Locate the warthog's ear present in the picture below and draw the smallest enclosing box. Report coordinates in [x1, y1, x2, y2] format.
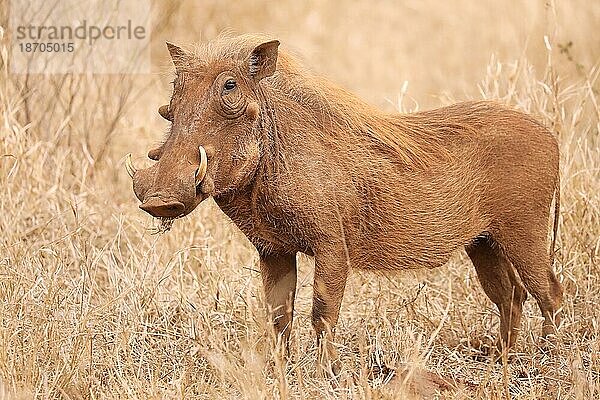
[248, 40, 280, 81]
[166, 41, 187, 71]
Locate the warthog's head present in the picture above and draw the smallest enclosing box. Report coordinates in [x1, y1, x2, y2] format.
[126, 38, 279, 222]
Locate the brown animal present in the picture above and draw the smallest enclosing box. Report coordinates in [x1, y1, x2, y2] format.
[126, 34, 562, 375]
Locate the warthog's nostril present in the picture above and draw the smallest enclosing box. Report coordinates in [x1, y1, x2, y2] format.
[139, 197, 185, 218]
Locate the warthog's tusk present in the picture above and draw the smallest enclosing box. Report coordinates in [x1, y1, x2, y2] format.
[195, 146, 208, 187]
[125, 153, 137, 178]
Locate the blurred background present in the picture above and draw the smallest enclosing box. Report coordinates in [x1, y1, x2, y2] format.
[150, 0, 599, 107]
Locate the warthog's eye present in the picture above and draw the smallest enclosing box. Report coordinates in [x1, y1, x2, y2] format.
[216, 74, 245, 118]
[223, 79, 237, 92]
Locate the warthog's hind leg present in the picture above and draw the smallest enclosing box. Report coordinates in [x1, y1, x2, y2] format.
[496, 224, 563, 341]
[466, 233, 527, 352]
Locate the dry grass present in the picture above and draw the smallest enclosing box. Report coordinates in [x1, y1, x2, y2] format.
[1, 1, 599, 398]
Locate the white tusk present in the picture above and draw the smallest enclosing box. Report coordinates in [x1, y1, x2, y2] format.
[125, 153, 137, 178]
[195, 146, 208, 186]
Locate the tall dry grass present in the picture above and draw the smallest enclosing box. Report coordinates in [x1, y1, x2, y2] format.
[0, 1, 598, 399]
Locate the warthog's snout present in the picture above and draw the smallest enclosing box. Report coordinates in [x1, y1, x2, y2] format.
[139, 197, 186, 218]
[125, 146, 210, 219]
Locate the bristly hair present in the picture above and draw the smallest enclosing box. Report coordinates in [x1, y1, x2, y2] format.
[182, 33, 496, 167]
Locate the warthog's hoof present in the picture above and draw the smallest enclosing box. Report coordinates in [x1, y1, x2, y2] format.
[538, 333, 559, 355]
[456, 337, 517, 363]
[367, 362, 396, 384]
[316, 357, 343, 384]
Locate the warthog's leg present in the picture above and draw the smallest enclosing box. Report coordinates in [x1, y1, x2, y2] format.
[466, 235, 527, 351]
[259, 253, 297, 352]
[497, 223, 563, 340]
[312, 249, 350, 378]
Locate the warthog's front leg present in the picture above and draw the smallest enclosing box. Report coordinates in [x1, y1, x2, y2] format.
[312, 248, 350, 378]
[259, 253, 297, 351]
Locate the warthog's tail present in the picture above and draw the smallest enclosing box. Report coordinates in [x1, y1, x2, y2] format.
[550, 173, 561, 266]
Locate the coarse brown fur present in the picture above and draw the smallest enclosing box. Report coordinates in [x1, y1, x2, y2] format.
[129, 33, 562, 374]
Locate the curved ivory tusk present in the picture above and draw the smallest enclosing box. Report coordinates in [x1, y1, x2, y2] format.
[195, 146, 208, 187]
[125, 153, 137, 178]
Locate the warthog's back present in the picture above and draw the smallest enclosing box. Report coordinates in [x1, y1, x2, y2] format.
[350, 101, 559, 271]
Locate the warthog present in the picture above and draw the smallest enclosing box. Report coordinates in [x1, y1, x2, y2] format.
[126, 34, 562, 374]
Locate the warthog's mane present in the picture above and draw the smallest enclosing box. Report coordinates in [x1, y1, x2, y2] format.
[181, 33, 507, 168]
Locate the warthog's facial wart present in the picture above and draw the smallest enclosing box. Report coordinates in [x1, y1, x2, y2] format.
[126, 38, 279, 222]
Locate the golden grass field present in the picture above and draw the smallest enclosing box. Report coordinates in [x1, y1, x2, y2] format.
[1, 1, 599, 398]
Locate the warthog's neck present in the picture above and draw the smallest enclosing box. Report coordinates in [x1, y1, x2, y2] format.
[214, 182, 313, 255]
